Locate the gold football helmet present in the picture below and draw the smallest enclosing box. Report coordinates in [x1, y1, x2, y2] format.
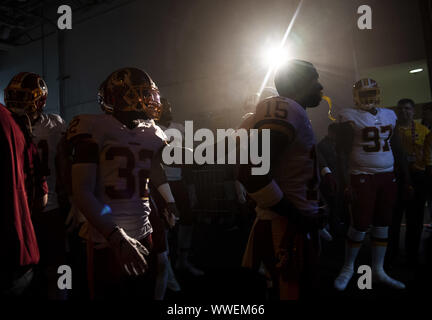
[98, 67, 162, 119]
[353, 78, 380, 110]
[4, 72, 48, 115]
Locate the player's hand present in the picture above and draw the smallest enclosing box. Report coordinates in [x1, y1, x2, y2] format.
[108, 227, 149, 276]
[163, 202, 179, 229]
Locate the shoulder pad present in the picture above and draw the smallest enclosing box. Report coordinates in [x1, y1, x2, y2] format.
[46, 113, 67, 131]
[238, 113, 255, 130]
[337, 108, 356, 123]
[66, 114, 97, 141]
[253, 96, 304, 137]
[153, 122, 168, 142]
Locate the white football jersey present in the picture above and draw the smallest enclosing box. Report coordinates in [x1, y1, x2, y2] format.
[338, 107, 396, 174]
[158, 122, 184, 181]
[32, 113, 67, 212]
[67, 114, 167, 243]
[246, 96, 320, 214]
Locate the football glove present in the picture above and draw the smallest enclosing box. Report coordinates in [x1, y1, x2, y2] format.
[108, 227, 149, 276]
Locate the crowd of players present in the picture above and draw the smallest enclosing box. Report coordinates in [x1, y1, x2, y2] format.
[0, 60, 431, 300]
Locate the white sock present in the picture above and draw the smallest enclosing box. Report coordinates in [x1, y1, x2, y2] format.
[334, 226, 365, 291]
[370, 226, 405, 289]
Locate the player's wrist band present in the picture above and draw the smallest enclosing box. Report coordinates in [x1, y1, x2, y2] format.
[157, 183, 175, 203]
[248, 180, 283, 208]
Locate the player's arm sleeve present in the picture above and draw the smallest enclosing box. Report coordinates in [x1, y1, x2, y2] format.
[71, 144, 117, 239]
[69, 117, 117, 240]
[237, 124, 296, 206]
[150, 148, 168, 188]
[72, 162, 117, 239]
[66, 115, 100, 163]
[237, 129, 307, 221]
[150, 147, 176, 203]
[237, 99, 310, 217]
[149, 125, 176, 203]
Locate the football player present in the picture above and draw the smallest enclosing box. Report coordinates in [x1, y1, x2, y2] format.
[238, 59, 326, 299]
[156, 98, 204, 278]
[235, 87, 278, 204]
[4, 72, 67, 298]
[67, 67, 178, 299]
[333, 79, 405, 290]
[1, 76, 48, 296]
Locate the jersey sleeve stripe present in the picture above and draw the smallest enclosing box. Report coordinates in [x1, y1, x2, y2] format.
[254, 119, 296, 138]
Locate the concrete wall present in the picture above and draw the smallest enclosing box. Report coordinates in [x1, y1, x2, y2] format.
[359, 60, 432, 107]
[0, 34, 59, 115]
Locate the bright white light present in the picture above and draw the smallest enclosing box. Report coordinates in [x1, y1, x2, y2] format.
[409, 68, 423, 74]
[262, 46, 290, 68]
[258, 0, 303, 96]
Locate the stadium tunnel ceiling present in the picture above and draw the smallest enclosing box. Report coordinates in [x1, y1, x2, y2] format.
[0, 0, 129, 46]
[0, 0, 427, 68]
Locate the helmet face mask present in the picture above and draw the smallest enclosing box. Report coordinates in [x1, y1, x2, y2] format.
[4, 72, 48, 117]
[353, 78, 380, 110]
[98, 68, 162, 120]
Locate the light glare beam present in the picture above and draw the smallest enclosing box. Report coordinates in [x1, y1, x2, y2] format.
[262, 46, 291, 69]
[258, 0, 304, 96]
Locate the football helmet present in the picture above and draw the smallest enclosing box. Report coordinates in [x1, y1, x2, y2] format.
[97, 67, 162, 119]
[353, 78, 380, 110]
[98, 79, 112, 114]
[4, 72, 48, 116]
